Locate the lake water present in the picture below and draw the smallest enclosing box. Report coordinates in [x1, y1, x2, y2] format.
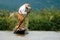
[0, 0, 60, 11]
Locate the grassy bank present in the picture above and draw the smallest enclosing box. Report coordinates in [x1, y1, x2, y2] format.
[0, 8, 60, 31]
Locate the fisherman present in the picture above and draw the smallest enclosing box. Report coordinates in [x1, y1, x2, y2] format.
[15, 3, 31, 32]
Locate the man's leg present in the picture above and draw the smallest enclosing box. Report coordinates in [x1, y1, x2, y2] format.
[18, 14, 24, 30]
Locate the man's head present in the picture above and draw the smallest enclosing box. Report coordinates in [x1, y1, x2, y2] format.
[25, 3, 31, 10]
[24, 3, 31, 13]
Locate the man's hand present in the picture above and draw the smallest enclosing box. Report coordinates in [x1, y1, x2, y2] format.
[27, 8, 31, 13]
[27, 10, 31, 13]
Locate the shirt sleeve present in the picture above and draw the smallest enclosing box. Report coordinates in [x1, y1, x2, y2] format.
[18, 5, 27, 14]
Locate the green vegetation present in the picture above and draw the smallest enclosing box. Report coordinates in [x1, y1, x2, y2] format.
[0, 10, 18, 30]
[0, 8, 60, 31]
